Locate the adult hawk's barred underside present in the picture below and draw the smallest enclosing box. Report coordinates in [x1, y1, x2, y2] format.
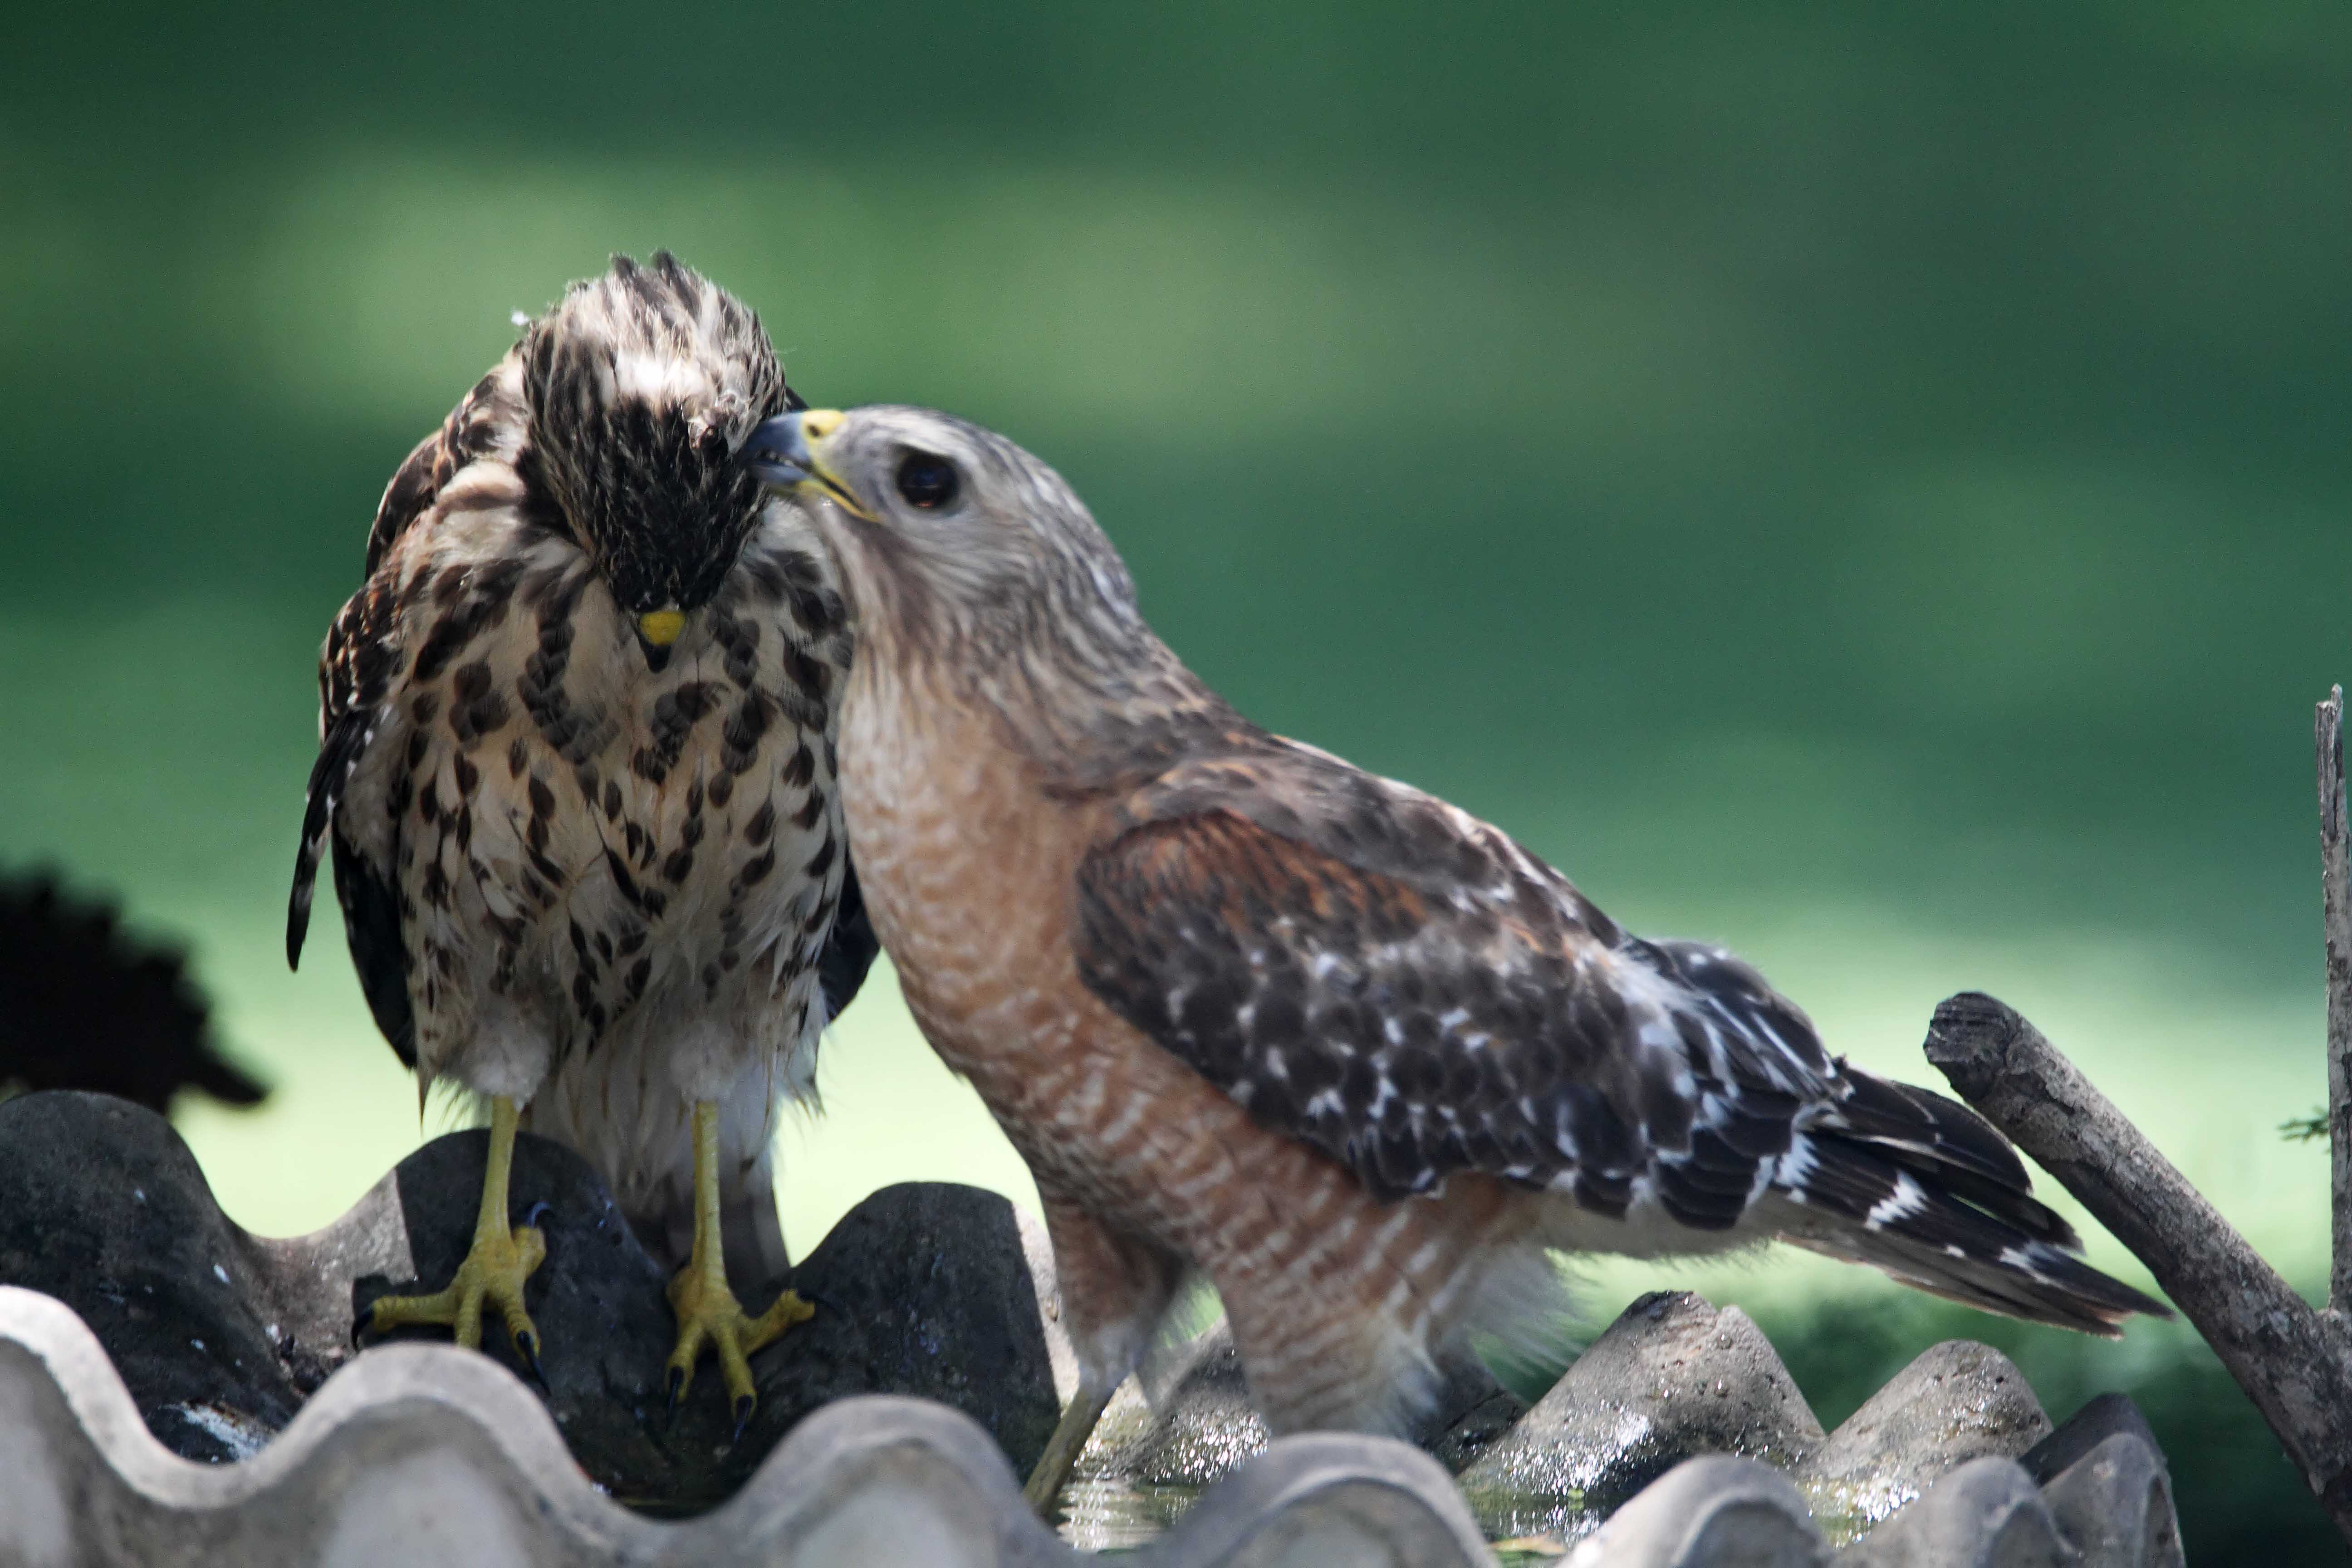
[734, 403, 2168, 1509]
[287, 255, 877, 1416]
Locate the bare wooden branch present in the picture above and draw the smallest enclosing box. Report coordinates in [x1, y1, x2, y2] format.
[1924, 991, 2352, 1543]
[2318, 687, 2352, 1315]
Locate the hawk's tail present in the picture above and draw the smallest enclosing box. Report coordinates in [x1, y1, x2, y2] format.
[1758, 1067, 2167, 1335]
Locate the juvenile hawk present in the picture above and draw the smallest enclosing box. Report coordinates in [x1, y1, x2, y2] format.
[288, 255, 876, 1421]
[742, 405, 2166, 1507]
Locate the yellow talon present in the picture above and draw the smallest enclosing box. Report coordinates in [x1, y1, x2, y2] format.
[364, 1095, 547, 1377]
[665, 1272, 813, 1416]
[664, 1102, 815, 1426]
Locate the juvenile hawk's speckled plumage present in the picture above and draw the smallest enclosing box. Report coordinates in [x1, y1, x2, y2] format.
[742, 403, 2166, 1506]
[288, 257, 876, 1363]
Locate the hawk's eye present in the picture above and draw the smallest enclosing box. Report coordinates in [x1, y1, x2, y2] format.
[895, 453, 958, 510]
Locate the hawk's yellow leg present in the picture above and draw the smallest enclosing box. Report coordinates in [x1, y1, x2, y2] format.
[366, 1094, 547, 1372]
[665, 1100, 814, 1429]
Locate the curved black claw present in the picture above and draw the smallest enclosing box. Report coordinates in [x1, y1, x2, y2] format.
[731, 1394, 755, 1446]
[791, 1285, 841, 1316]
[664, 1364, 685, 1415]
[522, 1200, 553, 1229]
[514, 1327, 546, 1389]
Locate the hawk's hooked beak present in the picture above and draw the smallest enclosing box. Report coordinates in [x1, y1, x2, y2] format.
[636, 607, 685, 671]
[742, 410, 874, 520]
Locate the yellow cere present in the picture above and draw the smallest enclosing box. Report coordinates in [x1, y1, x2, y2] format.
[799, 408, 845, 441]
[637, 609, 686, 647]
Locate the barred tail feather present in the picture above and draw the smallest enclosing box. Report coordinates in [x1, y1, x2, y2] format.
[1760, 1125, 2166, 1335]
[287, 702, 373, 969]
[1826, 1067, 2080, 1247]
[1633, 947, 2165, 1335]
[285, 746, 339, 968]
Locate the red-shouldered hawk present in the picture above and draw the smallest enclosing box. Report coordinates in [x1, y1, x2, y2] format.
[287, 255, 877, 1426]
[741, 404, 2165, 1508]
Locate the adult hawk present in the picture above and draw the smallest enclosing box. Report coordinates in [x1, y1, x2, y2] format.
[741, 405, 2166, 1507]
[288, 255, 876, 1420]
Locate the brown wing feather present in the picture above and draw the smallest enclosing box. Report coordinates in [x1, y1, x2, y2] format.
[1070, 738, 1771, 1211]
[285, 377, 502, 1059]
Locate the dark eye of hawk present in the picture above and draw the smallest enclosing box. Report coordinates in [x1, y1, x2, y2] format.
[895, 453, 958, 510]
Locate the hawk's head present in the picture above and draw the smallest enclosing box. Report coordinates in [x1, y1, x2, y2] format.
[743, 404, 1148, 672]
[521, 253, 794, 662]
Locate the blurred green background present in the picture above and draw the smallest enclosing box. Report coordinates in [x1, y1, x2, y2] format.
[3, 0, 2347, 1555]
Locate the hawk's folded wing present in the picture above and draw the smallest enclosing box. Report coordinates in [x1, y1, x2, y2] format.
[283, 411, 469, 1063]
[1070, 742, 1820, 1219]
[1070, 738, 2082, 1269]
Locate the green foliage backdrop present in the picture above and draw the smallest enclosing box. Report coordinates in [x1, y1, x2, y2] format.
[2, 2, 2345, 1555]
